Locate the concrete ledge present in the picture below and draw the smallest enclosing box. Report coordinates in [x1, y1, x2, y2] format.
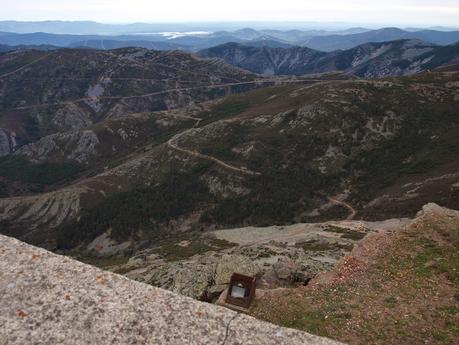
[0, 234, 343, 345]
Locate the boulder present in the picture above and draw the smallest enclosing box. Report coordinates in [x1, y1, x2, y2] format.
[273, 257, 299, 281]
[214, 254, 261, 286]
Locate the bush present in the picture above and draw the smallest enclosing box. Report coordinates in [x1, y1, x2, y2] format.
[202, 164, 329, 226]
[0, 155, 82, 187]
[56, 172, 210, 249]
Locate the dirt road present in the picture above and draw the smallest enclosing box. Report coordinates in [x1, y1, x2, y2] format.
[327, 196, 357, 220]
[167, 131, 261, 176]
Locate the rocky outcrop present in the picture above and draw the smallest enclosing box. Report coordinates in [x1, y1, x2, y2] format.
[123, 251, 266, 301]
[51, 103, 94, 132]
[0, 128, 17, 156]
[109, 219, 405, 300]
[0, 234, 342, 345]
[16, 129, 100, 164]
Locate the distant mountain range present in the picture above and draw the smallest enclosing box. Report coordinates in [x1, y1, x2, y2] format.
[302, 27, 459, 51]
[0, 21, 393, 35]
[0, 21, 231, 35]
[199, 39, 459, 77]
[0, 44, 58, 52]
[0, 20, 457, 34]
[1, 26, 459, 52]
[2, 38, 458, 79]
[68, 40, 188, 51]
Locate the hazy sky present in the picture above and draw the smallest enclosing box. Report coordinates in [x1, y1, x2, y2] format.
[1, 0, 459, 27]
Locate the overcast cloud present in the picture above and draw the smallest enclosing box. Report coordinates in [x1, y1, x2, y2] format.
[0, 0, 458, 27]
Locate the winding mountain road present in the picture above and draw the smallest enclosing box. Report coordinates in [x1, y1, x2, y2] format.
[167, 131, 262, 176]
[327, 196, 357, 220]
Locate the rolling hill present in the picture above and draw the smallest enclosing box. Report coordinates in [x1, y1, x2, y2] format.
[0, 64, 458, 251]
[0, 47, 264, 154]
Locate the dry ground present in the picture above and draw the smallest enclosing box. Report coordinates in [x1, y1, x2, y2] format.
[249, 204, 459, 345]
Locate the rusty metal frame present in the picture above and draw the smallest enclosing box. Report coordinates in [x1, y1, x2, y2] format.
[225, 273, 256, 309]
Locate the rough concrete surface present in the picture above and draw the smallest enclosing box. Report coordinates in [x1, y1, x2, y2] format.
[0, 234, 343, 345]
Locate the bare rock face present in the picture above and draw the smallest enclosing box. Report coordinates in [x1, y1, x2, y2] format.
[16, 129, 100, 164]
[52, 103, 93, 132]
[0, 128, 17, 156]
[0, 234, 343, 345]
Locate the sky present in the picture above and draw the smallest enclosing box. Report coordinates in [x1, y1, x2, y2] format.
[1, 0, 459, 27]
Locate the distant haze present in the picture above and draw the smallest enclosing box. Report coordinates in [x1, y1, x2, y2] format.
[1, 0, 459, 28]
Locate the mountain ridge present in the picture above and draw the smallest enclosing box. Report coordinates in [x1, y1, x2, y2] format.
[198, 39, 459, 77]
[0, 47, 264, 154]
[304, 27, 459, 51]
[1, 26, 459, 52]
